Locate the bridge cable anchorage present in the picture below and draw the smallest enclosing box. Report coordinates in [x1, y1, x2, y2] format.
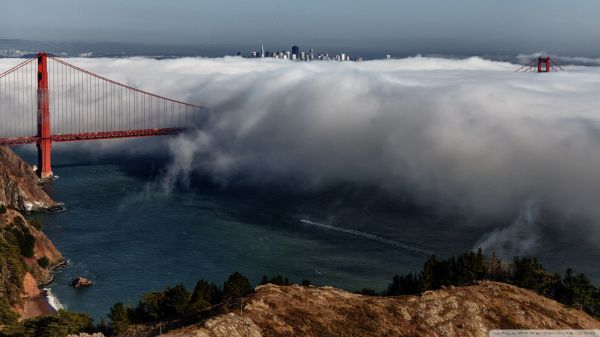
[0, 52, 204, 178]
[514, 56, 564, 73]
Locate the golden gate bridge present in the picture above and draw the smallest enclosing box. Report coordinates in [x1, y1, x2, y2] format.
[0, 53, 203, 178]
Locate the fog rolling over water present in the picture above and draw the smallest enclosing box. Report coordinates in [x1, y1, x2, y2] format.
[145, 55, 600, 259]
[5, 55, 600, 263]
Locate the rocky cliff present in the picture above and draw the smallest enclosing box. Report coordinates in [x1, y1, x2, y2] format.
[0, 146, 56, 212]
[0, 146, 64, 321]
[164, 281, 600, 337]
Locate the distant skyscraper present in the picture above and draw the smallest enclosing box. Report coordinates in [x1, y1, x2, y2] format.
[261, 45, 265, 58]
[291, 45, 300, 58]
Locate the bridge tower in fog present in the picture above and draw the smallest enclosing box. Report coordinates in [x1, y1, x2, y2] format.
[0, 52, 204, 179]
[37, 53, 52, 178]
[515, 56, 564, 73]
[537, 57, 552, 73]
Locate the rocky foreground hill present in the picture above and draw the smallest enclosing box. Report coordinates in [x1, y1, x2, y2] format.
[161, 281, 600, 337]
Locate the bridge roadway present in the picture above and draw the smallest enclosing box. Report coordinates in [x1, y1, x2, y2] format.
[0, 128, 184, 146]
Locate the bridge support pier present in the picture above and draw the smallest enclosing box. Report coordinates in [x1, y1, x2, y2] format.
[37, 139, 52, 179]
[37, 53, 53, 179]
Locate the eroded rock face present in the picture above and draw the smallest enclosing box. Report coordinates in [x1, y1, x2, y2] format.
[0, 146, 64, 320]
[164, 282, 600, 337]
[0, 146, 55, 212]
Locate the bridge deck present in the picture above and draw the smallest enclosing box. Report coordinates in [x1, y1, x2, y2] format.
[0, 128, 184, 146]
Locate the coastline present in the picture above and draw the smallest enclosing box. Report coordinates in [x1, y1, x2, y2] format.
[19, 266, 67, 319]
[30, 259, 69, 317]
[19, 250, 69, 320]
[25, 200, 70, 318]
[16, 273, 58, 320]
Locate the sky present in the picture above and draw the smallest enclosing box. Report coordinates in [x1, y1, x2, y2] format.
[2, 0, 600, 56]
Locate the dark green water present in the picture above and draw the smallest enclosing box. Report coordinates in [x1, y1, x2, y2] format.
[13, 141, 600, 320]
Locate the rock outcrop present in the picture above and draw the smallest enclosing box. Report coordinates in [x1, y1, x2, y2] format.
[164, 281, 600, 337]
[0, 146, 56, 212]
[0, 146, 64, 320]
[70, 277, 94, 288]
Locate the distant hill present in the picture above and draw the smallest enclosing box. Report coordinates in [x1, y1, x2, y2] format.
[0, 38, 249, 58]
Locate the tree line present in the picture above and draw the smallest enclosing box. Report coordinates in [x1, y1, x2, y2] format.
[376, 249, 600, 318]
[2, 250, 599, 336]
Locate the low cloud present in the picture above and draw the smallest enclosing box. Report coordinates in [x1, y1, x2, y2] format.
[4, 55, 600, 256]
[474, 199, 542, 258]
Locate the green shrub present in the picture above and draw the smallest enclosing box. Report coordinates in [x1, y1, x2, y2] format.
[386, 273, 420, 296]
[259, 274, 290, 286]
[108, 303, 131, 335]
[191, 279, 221, 305]
[0, 297, 19, 325]
[37, 256, 50, 269]
[0, 241, 26, 305]
[8, 227, 35, 258]
[136, 292, 165, 321]
[223, 272, 253, 300]
[6, 216, 36, 258]
[162, 284, 192, 316]
[356, 288, 379, 296]
[186, 299, 212, 316]
[21, 310, 93, 337]
[12, 216, 25, 227]
[29, 218, 42, 230]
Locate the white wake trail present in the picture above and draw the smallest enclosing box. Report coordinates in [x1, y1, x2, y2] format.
[300, 219, 434, 256]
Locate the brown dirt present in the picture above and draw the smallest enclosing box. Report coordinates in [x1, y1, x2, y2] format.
[164, 281, 600, 337]
[14, 272, 57, 320]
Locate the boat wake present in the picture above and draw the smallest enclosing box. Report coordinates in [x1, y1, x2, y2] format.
[300, 219, 434, 256]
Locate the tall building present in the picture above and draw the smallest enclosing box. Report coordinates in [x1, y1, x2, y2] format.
[291, 45, 300, 58]
[261, 45, 265, 58]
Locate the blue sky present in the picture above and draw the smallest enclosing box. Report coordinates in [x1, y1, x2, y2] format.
[2, 0, 600, 55]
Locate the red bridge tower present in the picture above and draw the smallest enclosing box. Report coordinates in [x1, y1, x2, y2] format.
[37, 53, 53, 179]
[515, 56, 564, 73]
[537, 57, 552, 72]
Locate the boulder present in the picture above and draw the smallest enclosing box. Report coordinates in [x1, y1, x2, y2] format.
[70, 277, 94, 288]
